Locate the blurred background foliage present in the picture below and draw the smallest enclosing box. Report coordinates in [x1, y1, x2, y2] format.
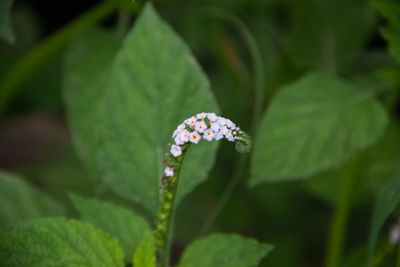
[0, 0, 399, 266]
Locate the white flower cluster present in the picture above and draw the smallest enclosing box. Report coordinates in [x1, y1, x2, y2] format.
[164, 112, 245, 177]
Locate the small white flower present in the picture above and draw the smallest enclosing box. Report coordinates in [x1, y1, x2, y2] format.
[170, 145, 182, 157]
[203, 129, 214, 141]
[185, 116, 197, 127]
[196, 112, 207, 119]
[211, 122, 220, 132]
[217, 117, 226, 126]
[174, 134, 185, 145]
[164, 166, 174, 177]
[225, 119, 235, 128]
[179, 129, 190, 143]
[220, 125, 229, 135]
[225, 131, 234, 141]
[177, 123, 186, 131]
[189, 131, 201, 144]
[195, 121, 207, 133]
[214, 132, 224, 140]
[172, 129, 181, 138]
[207, 112, 218, 122]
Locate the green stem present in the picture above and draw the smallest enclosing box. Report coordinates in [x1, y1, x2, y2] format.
[196, 9, 263, 235]
[155, 145, 190, 267]
[202, 8, 264, 135]
[370, 242, 394, 267]
[324, 157, 361, 267]
[397, 242, 400, 267]
[197, 154, 247, 237]
[0, 0, 119, 118]
[117, 7, 131, 40]
[322, 29, 336, 74]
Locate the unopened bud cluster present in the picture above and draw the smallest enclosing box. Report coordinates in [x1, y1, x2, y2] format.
[154, 112, 251, 248]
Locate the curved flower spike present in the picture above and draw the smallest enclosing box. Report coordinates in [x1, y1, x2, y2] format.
[172, 112, 250, 154]
[154, 113, 251, 264]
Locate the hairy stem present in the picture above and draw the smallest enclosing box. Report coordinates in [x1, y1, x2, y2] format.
[0, 0, 120, 118]
[324, 156, 362, 267]
[155, 145, 189, 267]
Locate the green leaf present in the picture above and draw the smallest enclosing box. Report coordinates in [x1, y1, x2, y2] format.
[0, 0, 14, 43]
[304, 121, 400, 204]
[178, 233, 273, 267]
[69, 194, 151, 263]
[251, 72, 388, 185]
[63, 28, 120, 177]
[0, 171, 65, 228]
[18, 147, 100, 207]
[288, 0, 375, 69]
[381, 26, 400, 63]
[133, 233, 156, 267]
[96, 3, 219, 214]
[372, 0, 400, 62]
[368, 170, 400, 259]
[0, 218, 124, 267]
[362, 122, 400, 191]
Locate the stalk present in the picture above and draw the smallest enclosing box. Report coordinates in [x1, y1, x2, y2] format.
[325, 171, 356, 267]
[117, 7, 131, 40]
[196, 8, 264, 236]
[200, 8, 264, 135]
[321, 30, 336, 74]
[198, 154, 246, 237]
[397, 242, 400, 267]
[0, 0, 137, 118]
[154, 144, 189, 267]
[370, 242, 394, 267]
[324, 156, 363, 267]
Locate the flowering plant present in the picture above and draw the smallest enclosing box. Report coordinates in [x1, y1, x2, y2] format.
[0, 1, 400, 267]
